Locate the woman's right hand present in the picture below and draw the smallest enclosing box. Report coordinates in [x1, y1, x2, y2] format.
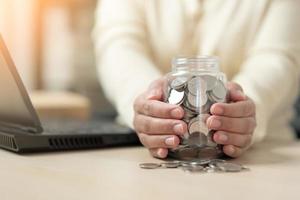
[133, 78, 188, 158]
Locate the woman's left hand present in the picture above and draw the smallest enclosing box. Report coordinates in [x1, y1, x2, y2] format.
[207, 82, 257, 158]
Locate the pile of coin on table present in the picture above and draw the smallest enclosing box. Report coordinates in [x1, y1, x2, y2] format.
[165, 74, 227, 156]
[139, 159, 249, 173]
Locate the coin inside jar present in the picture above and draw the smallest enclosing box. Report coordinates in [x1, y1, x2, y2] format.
[167, 89, 185, 105]
[202, 75, 217, 91]
[209, 80, 227, 102]
[188, 77, 207, 96]
[187, 132, 207, 147]
[170, 76, 189, 91]
[188, 117, 209, 136]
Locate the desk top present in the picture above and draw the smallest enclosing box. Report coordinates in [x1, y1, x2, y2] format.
[0, 140, 299, 200]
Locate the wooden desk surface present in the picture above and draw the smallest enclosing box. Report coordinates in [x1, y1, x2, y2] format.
[0, 140, 299, 200]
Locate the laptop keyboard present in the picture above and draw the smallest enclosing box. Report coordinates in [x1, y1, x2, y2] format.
[42, 119, 134, 135]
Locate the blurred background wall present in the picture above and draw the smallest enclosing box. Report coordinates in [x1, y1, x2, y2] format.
[0, 0, 114, 115]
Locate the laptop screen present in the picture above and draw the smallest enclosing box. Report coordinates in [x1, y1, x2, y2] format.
[0, 35, 42, 133]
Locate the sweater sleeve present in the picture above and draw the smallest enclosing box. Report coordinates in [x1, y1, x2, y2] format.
[93, 0, 162, 128]
[233, 0, 300, 143]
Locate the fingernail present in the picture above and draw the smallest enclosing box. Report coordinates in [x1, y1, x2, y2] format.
[210, 119, 221, 129]
[165, 137, 175, 146]
[157, 148, 167, 158]
[236, 91, 246, 99]
[218, 133, 228, 142]
[171, 108, 182, 118]
[228, 146, 235, 154]
[213, 106, 224, 115]
[173, 124, 184, 134]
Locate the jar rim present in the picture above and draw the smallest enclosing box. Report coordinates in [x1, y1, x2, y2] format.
[172, 55, 219, 72]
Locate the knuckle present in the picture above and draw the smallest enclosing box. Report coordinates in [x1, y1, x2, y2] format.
[133, 98, 139, 111]
[143, 101, 151, 115]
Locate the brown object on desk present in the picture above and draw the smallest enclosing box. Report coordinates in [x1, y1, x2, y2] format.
[30, 91, 91, 120]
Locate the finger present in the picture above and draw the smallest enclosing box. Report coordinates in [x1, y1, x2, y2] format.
[226, 82, 243, 92]
[149, 148, 168, 158]
[134, 98, 184, 119]
[222, 145, 245, 158]
[210, 100, 256, 117]
[207, 115, 256, 134]
[138, 133, 180, 148]
[213, 131, 252, 148]
[134, 114, 187, 135]
[147, 78, 166, 100]
[226, 82, 246, 102]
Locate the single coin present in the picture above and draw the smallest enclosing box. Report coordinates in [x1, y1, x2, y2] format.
[188, 77, 207, 96]
[187, 132, 207, 147]
[215, 162, 243, 172]
[188, 117, 209, 135]
[208, 159, 226, 168]
[139, 163, 161, 169]
[181, 165, 205, 173]
[210, 80, 227, 102]
[187, 92, 208, 108]
[170, 76, 189, 91]
[189, 159, 211, 166]
[168, 89, 185, 105]
[202, 75, 217, 91]
[161, 161, 181, 168]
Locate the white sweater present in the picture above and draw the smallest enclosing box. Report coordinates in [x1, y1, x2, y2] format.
[94, 0, 300, 144]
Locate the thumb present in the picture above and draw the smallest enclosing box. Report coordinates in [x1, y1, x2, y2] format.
[226, 82, 246, 102]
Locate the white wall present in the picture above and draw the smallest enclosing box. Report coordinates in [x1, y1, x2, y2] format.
[0, 0, 35, 90]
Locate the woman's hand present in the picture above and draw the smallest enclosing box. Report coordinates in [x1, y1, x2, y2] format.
[207, 82, 256, 157]
[133, 79, 256, 159]
[133, 78, 187, 158]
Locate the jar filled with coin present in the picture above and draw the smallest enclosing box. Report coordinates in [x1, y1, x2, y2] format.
[163, 56, 228, 160]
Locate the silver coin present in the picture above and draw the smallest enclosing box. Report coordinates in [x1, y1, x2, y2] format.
[161, 161, 180, 168]
[187, 132, 207, 147]
[181, 165, 205, 173]
[202, 75, 217, 91]
[187, 92, 208, 109]
[168, 89, 185, 105]
[210, 80, 227, 102]
[183, 107, 197, 119]
[139, 163, 161, 169]
[170, 76, 189, 91]
[205, 166, 221, 173]
[188, 117, 209, 135]
[208, 159, 226, 168]
[189, 159, 211, 166]
[215, 162, 243, 172]
[188, 77, 207, 96]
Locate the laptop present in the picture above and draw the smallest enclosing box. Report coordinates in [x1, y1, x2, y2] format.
[0, 35, 140, 153]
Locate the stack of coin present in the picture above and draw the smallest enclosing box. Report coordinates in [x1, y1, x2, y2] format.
[165, 74, 227, 159]
[139, 159, 249, 173]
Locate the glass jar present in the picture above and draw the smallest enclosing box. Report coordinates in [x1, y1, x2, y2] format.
[163, 56, 228, 160]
